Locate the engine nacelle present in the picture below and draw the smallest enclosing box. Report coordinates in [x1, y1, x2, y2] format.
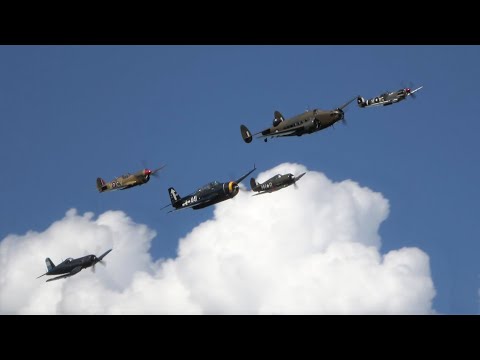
[304, 118, 318, 132]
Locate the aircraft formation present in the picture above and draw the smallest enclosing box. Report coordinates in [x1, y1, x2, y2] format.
[37, 83, 422, 282]
[240, 85, 423, 144]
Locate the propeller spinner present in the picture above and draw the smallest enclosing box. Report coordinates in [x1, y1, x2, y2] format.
[228, 181, 240, 196]
[144, 165, 166, 180]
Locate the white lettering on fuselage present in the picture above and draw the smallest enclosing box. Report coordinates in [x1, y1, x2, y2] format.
[261, 182, 273, 190]
[182, 195, 198, 207]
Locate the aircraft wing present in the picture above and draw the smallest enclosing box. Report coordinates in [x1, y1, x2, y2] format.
[46, 274, 74, 282]
[254, 125, 305, 139]
[119, 182, 138, 190]
[235, 165, 257, 184]
[98, 249, 112, 261]
[257, 130, 299, 138]
[46, 266, 83, 282]
[252, 190, 274, 196]
[362, 98, 390, 107]
[365, 101, 386, 107]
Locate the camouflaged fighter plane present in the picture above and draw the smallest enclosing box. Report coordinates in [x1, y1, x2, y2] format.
[240, 96, 357, 143]
[36, 249, 112, 282]
[163, 165, 256, 212]
[96, 165, 165, 192]
[357, 85, 423, 108]
[250, 172, 306, 196]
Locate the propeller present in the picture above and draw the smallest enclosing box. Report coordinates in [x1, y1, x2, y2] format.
[334, 108, 347, 126]
[292, 172, 306, 189]
[90, 249, 112, 273]
[150, 165, 166, 178]
[401, 81, 418, 99]
[143, 164, 166, 180]
[91, 256, 107, 273]
[340, 108, 347, 125]
[334, 96, 356, 126]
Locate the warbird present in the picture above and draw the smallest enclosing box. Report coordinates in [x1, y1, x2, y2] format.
[36, 249, 112, 282]
[250, 172, 306, 195]
[357, 85, 423, 108]
[96, 165, 165, 192]
[240, 96, 357, 143]
[164, 165, 256, 211]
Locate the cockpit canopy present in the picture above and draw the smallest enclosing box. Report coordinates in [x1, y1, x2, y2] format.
[197, 181, 220, 192]
[65, 257, 74, 263]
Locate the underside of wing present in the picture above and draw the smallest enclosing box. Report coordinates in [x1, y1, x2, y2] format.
[119, 184, 135, 190]
[46, 273, 74, 282]
[365, 100, 387, 107]
[46, 266, 82, 282]
[256, 124, 305, 139]
[252, 191, 272, 196]
[257, 129, 299, 138]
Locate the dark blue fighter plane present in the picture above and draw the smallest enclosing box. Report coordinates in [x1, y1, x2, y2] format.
[36, 249, 112, 282]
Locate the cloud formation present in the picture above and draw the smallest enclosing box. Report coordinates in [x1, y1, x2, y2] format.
[0, 163, 436, 314]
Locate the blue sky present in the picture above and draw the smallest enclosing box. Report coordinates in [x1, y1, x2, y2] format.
[1, 45, 479, 314]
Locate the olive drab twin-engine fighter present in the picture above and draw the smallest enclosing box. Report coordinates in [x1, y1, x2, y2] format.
[357, 85, 423, 108]
[96, 165, 165, 192]
[163, 165, 256, 212]
[250, 172, 306, 196]
[240, 96, 357, 143]
[36, 249, 112, 282]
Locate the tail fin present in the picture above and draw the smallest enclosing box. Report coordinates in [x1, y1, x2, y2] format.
[168, 187, 182, 208]
[96, 177, 107, 192]
[357, 96, 366, 108]
[45, 258, 55, 272]
[250, 178, 259, 191]
[240, 125, 253, 144]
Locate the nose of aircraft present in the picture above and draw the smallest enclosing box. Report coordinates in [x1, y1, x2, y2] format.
[228, 181, 240, 196]
[335, 109, 344, 120]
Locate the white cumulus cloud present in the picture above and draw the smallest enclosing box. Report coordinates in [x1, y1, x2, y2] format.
[0, 163, 436, 314]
